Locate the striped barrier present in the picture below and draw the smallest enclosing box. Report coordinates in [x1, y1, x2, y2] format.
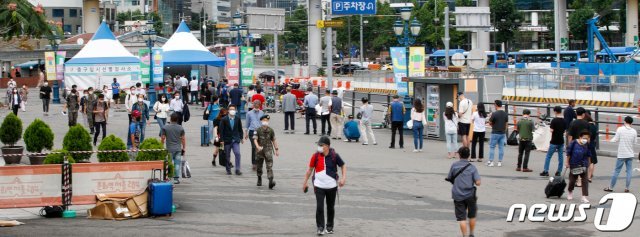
[354, 87, 398, 94]
[501, 96, 633, 108]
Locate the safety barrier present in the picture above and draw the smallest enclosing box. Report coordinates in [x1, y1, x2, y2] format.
[501, 96, 634, 108]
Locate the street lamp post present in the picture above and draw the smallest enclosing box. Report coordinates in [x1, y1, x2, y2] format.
[393, 7, 421, 98]
[230, 12, 249, 83]
[51, 32, 62, 104]
[142, 20, 158, 106]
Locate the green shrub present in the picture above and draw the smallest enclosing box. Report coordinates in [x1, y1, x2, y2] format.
[63, 125, 92, 162]
[0, 113, 23, 147]
[136, 138, 168, 161]
[24, 119, 54, 153]
[317, 67, 326, 77]
[44, 150, 76, 164]
[97, 135, 128, 162]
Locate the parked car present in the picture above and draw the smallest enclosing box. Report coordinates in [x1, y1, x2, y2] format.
[258, 69, 285, 82]
[334, 64, 366, 75]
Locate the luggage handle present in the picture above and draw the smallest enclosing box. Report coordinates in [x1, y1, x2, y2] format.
[151, 169, 162, 181]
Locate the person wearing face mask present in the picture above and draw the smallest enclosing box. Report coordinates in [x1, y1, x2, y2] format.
[80, 91, 89, 127]
[565, 130, 592, 203]
[39, 81, 52, 115]
[125, 86, 137, 122]
[154, 94, 171, 137]
[219, 104, 245, 175]
[92, 94, 109, 146]
[253, 115, 279, 189]
[8, 87, 21, 115]
[170, 91, 184, 125]
[84, 87, 97, 134]
[515, 109, 534, 172]
[131, 94, 150, 143]
[19, 85, 28, 112]
[64, 85, 80, 126]
[302, 136, 347, 235]
[245, 100, 265, 171]
[604, 116, 638, 193]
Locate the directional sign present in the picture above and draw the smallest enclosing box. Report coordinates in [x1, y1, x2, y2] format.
[316, 20, 345, 28]
[332, 0, 376, 15]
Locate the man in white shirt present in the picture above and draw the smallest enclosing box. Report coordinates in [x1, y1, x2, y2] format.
[359, 97, 376, 145]
[125, 86, 138, 122]
[135, 82, 146, 97]
[179, 75, 189, 103]
[189, 77, 199, 105]
[457, 92, 473, 148]
[170, 91, 184, 125]
[318, 90, 333, 136]
[604, 116, 638, 193]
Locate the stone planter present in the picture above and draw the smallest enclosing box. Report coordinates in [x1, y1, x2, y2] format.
[1, 146, 24, 165]
[28, 154, 47, 165]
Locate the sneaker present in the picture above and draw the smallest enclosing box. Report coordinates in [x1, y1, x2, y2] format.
[522, 168, 533, 172]
[343, 139, 349, 142]
[581, 196, 589, 204]
[389, 146, 395, 149]
[419, 149, 423, 152]
[567, 191, 573, 200]
[539, 171, 549, 177]
[516, 167, 522, 171]
[235, 170, 243, 176]
[317, 227, 325, 236]
[487, 161, 494, 167]
[470, 158, 477, 162]
[498, 162, 502, 167]
[413, 149, 418, 153]
[173, 179, 180, 184]
[373, 142, 378, 145]
[326, 227, 334, 234]
[555, 171, 561, 177]
[226, 171, 232, 175]
[362, 143, 368, 145]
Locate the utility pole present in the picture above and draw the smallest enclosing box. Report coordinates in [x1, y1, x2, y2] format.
[348, 16, 351, 67]
[359, 15, 364, 66]
[444, 6, 450, 67]
[326, 4, 333, 91]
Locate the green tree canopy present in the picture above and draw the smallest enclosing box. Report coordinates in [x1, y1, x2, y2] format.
[490, 0, 523, 50]
[0, 0, 52, 40]
[283, 6, 308, 47]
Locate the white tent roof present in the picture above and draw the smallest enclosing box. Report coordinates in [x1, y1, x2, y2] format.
[66, 21, 140, 65]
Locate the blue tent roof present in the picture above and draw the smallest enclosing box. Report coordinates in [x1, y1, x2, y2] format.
[162, 21, 225, 67]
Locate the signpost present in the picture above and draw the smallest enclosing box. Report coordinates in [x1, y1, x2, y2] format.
[316, 20, 345, 28]
[331, 0, 377, 15]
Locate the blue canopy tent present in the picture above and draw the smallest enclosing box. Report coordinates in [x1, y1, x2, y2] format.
[162, 21, 225, 67]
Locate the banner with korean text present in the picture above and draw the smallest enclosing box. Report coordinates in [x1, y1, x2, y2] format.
[409, 47, 425, 77]
[152, 48, 164, 84]
[225, 46, 240, 85]
[45, 52, 56, 81]
[55, 51, 66, 81]
[390, 47, 408, 96]
[240, 46, 254, 87]
[139, 48, 151, 84]
[64, 64, 141, 90]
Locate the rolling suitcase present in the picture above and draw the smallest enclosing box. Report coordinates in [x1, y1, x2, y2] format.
[148, 169, 173, 216]
[200, 125, 210, 146]
[545, 171, 566, 198]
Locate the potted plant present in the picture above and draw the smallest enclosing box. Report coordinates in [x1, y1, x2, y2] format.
[137, 138, 173, 178]
[97, 135, 128, 162]
[43, 150, 76, 164]
[62, 125, 93, 163]
[0, 113, 24, 164]
[23, 119, 54, 165]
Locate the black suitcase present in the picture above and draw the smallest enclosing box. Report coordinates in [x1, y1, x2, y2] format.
[218, 147, 228, 167]
[201, 125, 210, 146]
[545, 172, 566, 198]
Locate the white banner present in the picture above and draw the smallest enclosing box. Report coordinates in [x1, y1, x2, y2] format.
[64, 63, 141, 90]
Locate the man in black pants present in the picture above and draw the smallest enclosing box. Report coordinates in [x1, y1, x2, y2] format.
[303, 87, 318, 135]
[318, 90, 332, 136]
[388, 95, 405, 149]
[303, 136, 347, 235]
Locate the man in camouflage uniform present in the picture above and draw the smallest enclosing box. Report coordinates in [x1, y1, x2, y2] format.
[64, 85, 80, 127]
[85, 87, 96, 134]
[253, 115, 280, 189]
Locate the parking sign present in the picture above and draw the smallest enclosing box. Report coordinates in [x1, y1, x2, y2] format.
[332, 0, 376, 15]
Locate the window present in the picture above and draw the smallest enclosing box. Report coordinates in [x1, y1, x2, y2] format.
[63, 25, 72, 33]
[131, 0, 140, 6]
[69, 9, 78, 17]
[52, 9, 64, 17]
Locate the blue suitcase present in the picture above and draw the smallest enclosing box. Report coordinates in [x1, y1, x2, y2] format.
[148, 169, 173, 216]
[201, 125, 210, 146]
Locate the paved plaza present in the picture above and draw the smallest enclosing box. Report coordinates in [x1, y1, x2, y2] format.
[1, 96, 640, 237]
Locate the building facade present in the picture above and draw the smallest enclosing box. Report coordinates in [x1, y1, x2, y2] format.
[28, 0, 84, 35]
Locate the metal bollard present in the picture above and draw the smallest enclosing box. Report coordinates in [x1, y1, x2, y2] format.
[606, 118, 610, 141]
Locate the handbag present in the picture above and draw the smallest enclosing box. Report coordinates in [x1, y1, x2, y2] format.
[507, 131, 519, 146]
[40, 206, 64, 218]
[181, 160, 192, 178]
[570, 166, 585, 175]
[202, 104, 210, 120]
[406, 120, 413, 129]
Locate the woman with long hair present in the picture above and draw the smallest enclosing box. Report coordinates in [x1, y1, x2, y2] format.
[212, 108, 229, 167]
[411, 99, 427, 152]
[444, 102, 459, 158]
[153, 94, 170, 137]
[471, 103, 487, 162]
[583, 111, 598, 183]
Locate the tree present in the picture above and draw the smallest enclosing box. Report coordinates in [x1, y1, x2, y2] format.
[490, 0, 523, 50]
[283, 6, 308, 47]
[0, 0, 52, 40]
[568, 7, 595, 43]
[364, 1, 396, 56]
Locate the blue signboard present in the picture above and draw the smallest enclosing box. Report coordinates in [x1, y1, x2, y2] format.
[332, 0, 376, 15]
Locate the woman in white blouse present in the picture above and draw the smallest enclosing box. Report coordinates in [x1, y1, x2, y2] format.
[153, 94, 170, 137]
[443, 102, 459, 158]
[411, 99, 427, 152]
[471, 104, 487, 162]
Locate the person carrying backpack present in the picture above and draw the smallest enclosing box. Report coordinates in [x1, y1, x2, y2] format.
[302, 136, 347, 235]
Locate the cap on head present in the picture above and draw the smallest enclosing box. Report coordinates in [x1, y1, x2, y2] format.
[446, 102, 453, 107]
[260, 115, 270, 121]
[317, 136, 331, 146]
[457, 92, 464, 96]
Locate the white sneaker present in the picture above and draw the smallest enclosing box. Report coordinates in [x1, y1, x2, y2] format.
[343, 139, 349, 142]
[419, 149, 423, 152]
[363, 142, 369, 145]
[581, 196, 589, 204]
[413, 149, 418, 153]
[487, 162, 494, 167]
[497, 162, 502, 167]
[567, 191, 573, 200]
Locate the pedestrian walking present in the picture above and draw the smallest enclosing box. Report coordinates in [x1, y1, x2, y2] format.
[541, 106, 566, 177]
[359, 97, 376, 145]
[565, 130, 592, 203]
[170, 91, 184, 125]
[585, 112, 599, 183]
[131, 94, 150, 143]
[329, 90, 344, 140]
[253, 115, 279, 189]
[39, 81, 52, 115]
[135, 82, 146, 97]
[388, 95, 405, 149]
[564, 99, 577, 144]
[153, 94, 170, 137]
[205, 96, 221, 143]
[64, 85, 80, 127]
[246, 85, 256, 108]
[487, 100, 508, 167]
[282, 87, 297, 133]
[161, 113, 186, 184]
[84, 87, 97, 134]
[319, 90, 332, 136]
[212, 108, 229, 167]
[128, 110, 142, 150]
[219, 104, 245, 175]
[92, 94, 109, 146]
[516, 109, 534, 172]
[444, 102, 459, 158]
[218, 80, 229, 108]
[111, 78, 120, 108]
[102, 85, 112, 105]
[470, 104, 487, 162]
[125, 86, 137, 122]
[251, 87, 265, 110]
[19, 85, 28, 112]
[446, 147, 480, 237]
[457, 92, 473, 147]
[245, 101, 265, 171]
[604, 116, 638, 193]
[411, 99, 427, 152]
[179, 76, 189, 103]
[304, 87, 319, 135]
[8, 87, 21, 115]
[302, 136, 346, 235]
[189, 77, 199, 105]
[229, 83, 244, 107]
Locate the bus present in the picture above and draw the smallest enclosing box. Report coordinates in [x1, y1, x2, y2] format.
[507, 50, 587, 69]
[596, 46, 636, 62]
[427, 49, 507, 68]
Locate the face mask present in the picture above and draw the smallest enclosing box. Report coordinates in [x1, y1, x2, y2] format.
[84, 94, 88, 97]
[138, 98, 144, 102]
[175, 95, 180, 99]
[44, 83, 48, 86]
[229, 110, 237, 116]
[317, 146, 324, 153]
[261, 121, 268, 126]
[127, 91, 131, 94]
[162, 98, 166, 102]
[581, 138, 588, 144]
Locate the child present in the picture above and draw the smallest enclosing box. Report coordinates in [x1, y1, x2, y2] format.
[343, 115, 361, 142]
